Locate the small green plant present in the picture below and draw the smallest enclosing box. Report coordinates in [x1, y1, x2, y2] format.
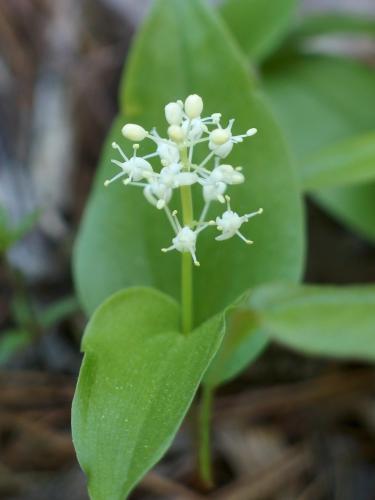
[0, 205, 38, 255]
[0, 205, 39, 362]
[0, 205, 78, 363]
[72, 1, 375, 499]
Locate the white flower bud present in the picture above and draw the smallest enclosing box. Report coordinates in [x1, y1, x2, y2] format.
[184, 94, 203, 119]
[168, 125, 185, 143]
[210, 128, 231, 145]
[122, 124, 147, 142]
[165, 102, 183, 125]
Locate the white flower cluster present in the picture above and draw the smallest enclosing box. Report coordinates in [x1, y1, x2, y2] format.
[105, 94, 263, 266]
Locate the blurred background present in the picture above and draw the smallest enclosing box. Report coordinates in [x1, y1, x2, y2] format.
[0, 0, 375, 498]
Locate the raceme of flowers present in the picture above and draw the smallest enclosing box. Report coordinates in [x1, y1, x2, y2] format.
[104, 94, 263, 266]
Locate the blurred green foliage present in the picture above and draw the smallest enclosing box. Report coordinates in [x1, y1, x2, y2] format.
[222, 0, 375, 242]
[247, 283, 375, 361]
[0, 205, 39, 255]
[220, 0, 297, 61]
[0, 204, 78, 364]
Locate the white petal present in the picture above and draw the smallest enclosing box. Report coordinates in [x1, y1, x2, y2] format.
[176, 173, 198, 186]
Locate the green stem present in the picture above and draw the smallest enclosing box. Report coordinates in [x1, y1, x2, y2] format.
[198, 386, 214, 489]
[179, 148, 213, 483]
[181, 251, 193, 334]
[180, 147, 194, 334]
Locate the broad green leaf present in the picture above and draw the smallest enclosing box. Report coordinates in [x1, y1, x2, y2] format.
[301, 130, 375, 190]
[290, 13, 375, 41]
[72, 287, 224, 500]
[74, 0, 304, 326]
[263, 54, 375, 242]
[263, 55, 375, 160]
[220, 0, 297, 62]
[248, 283, 375, 361]
[313, 183, 375, 242]
[204, 307, 268, 388]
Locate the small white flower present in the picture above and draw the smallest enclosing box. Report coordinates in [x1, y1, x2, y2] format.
[215, 196, 263, 243]
[124, 158, 153, 184]
[209, 120, 258, 159]
[163, 227, 199, 265]
[199, 164, 243, 203]
[216, 211, 246, 241]
[104, 143, 153, 186]
[144, 165, 198, 210]
[182, 118, 208, 142]
[210, 128, 231, 146]
[208, 120, 234, 158]
[161, 211, 215, 266]
[161, 209, 200, 265]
